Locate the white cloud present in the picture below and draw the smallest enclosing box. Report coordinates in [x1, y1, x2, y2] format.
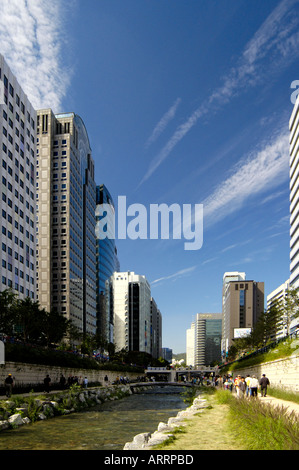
[145, 98, 181, 149]
[203, 132, 289, 227]
[0, 0, 73, 111]
[151, 265, 197, 286]
[138, 0, 299, 185]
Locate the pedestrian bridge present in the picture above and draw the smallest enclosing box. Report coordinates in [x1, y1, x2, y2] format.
[144, 366, 218, 383]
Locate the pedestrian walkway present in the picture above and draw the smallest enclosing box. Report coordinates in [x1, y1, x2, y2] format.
[257, 394, 299, 416]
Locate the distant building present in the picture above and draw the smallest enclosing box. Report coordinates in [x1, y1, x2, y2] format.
[106, 271, 154, 354]
[194, 314, 222, 367]
[162, 347, 172, 363]
[221, 272, 264, 360]
[95, 184, 120, 343]
[0, 54, 37, 300]
[186, 322, 195, 366]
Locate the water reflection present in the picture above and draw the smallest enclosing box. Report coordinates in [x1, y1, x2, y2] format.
[0, 387, 188, 450]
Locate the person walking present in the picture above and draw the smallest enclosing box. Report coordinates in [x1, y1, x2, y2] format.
[245, 375, 251, 397]
[234, 375, 242, 397]
[44, 374, 51, 393]
[249, 375, 259, 397]
[259, 374, 270, 397]
[238, 377, 246, 398]
[4, 373, 14, 398]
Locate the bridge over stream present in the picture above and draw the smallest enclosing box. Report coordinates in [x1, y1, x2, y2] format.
[143, 366, 219, 383]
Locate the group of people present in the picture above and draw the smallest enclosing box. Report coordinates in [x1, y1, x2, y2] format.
[220, 373, 270, 398]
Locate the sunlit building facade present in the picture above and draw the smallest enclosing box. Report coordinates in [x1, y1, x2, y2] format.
[0, 54, 36, 300]
[36, 110, 97, 335]
[106, 271, 152, 353]
[221, 272, 264, 360]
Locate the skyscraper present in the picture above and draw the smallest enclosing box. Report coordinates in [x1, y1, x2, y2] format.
[106, 271, 154, 353]
[221, 272, 264, 360]
[95, 184, 120, 343]
[0, 54, 36, 300]
[36, 110, 97, 336]
[194, 314, 222, 367]
[150, 297, 162, 359]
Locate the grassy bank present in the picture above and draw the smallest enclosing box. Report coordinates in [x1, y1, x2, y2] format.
[156, 388, 299, 451]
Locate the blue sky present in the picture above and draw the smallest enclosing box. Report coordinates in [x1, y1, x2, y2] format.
[1, 0, 299, 353]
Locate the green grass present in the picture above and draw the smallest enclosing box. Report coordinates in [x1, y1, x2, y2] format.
[215, 389, 299, 450]
[268, 387, 299, 405]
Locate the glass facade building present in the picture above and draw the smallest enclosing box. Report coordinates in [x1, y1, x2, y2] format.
[194, 313, 222, 367]
[95, 184, 120, 343]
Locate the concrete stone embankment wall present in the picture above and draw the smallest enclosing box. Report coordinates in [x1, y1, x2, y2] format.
[0, 361, 142, 388]
[227, 354, 299, 392]
[0, 384, 133, 432]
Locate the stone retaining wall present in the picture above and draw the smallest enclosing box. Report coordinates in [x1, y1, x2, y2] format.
[226, 354, 299, 392]
[0, 361, 142, 389]
[0, 384, 132, 432]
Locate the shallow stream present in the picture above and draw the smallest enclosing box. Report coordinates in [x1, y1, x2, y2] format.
[0, 386, 188, 450]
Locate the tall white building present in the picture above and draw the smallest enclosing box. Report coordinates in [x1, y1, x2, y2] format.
[290, 94, 299, 288]
[106, 271, 153, 353]
[0, 54, 36, 299]
[186, 322, 195, 366]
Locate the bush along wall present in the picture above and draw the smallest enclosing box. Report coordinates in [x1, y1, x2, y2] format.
[0, 384, 132, 431]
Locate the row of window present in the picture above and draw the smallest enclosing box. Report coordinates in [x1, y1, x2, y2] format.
[1, 276, 34, 298]
[0, 68, 35, 129]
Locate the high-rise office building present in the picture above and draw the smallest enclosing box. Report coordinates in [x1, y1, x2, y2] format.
[150, 297, 162, 359]
[221, 272, 264, 360]
[95, 184, 120, 343]
[36, 109, 97, 336]
[106, 271, 154, 353]
[194, 313, 222, 367]
[0, 54, 36, 300]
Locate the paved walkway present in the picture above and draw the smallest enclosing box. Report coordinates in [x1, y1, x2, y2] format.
[257, 394, 299, 416]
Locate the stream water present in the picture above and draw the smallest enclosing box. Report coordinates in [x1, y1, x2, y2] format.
[0, 386, 188, 450]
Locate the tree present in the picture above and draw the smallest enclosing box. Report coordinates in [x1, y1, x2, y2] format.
[281, 288, 299, 335]
[14, 297, 44, 343]
[0, 289, 17, 336]
[39, 309, 70, 347]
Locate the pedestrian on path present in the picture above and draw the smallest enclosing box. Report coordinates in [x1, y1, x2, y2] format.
[44, 374, 51, 393]
[245, 375, 251, 397]
[259, 374, 270, 397]
[238, 377, 246, 398]
[4, 373, 14, 398]
[249, 375, 259, 397]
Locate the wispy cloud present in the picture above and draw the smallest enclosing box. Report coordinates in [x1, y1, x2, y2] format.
[203, 132, 289, 227]
[151, 265, 197, 286]
[0, 0, 73, 111]
[145, 98, 181, 149]
[138, 0, 299, 186]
